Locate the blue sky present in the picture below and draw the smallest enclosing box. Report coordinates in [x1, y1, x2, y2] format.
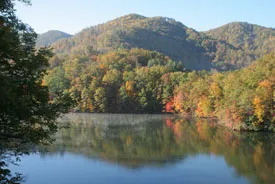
[15, 0, 275, 34]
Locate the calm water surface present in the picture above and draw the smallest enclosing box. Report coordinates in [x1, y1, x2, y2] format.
[9, 113, 275, 184]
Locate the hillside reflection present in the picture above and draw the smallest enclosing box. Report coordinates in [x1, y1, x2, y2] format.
[40, 113, 275, 184]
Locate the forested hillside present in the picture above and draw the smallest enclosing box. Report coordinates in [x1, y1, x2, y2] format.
[44, 46, 275, 131]
[205, 22, 275, 67]
[41, 14, 275, 131]
[49, 14, 234, 70]
[206, 22, 275, 56]
[36, 30, 72, 47]
[45, 48, 184, 113]
[44, 14, 275, 70]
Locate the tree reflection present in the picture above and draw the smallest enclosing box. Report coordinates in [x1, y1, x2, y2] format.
[0, 122, 57, 184]
[39, 114, 275, 184]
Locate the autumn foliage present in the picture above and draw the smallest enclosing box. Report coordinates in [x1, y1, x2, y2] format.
[45, 48, 275, 131]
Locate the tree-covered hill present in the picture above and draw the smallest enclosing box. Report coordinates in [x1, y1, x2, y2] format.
[205, 22, 275, 55]
[38, 14, 275, 70]
[205, 22, 275, 68]
[36, 30, 72, 47]
[50, 14, 240, 70]
[46, 14, 275, 70]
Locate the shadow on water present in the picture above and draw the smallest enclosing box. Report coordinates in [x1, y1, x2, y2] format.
[0, 137, 32, 183]
[2, 113, 275, 184]
[0, 120, 57, 183]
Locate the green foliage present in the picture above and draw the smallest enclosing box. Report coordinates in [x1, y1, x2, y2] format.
[0, 0, 64, 143]
[0, 1, 73, 182]
[45, 66, 70, 95]
[94, 87, 107, 112]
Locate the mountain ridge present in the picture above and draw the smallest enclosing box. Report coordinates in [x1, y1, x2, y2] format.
[40, 14, 275, 70]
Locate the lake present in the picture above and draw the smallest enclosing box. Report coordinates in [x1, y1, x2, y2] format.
[7, 113, 275, 184]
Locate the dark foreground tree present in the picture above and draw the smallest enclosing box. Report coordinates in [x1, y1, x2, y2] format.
[0, 1, 72, 183]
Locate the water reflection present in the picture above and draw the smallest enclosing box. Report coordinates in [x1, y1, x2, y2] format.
[36, 113, 275, 184]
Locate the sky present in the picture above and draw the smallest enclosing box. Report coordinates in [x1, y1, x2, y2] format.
[15, 0, 275, 35]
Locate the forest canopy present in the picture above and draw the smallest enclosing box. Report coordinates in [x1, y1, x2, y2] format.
[45, 46, 275, 131]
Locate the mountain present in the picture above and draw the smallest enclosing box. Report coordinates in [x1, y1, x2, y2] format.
[49, 14, 275, 70]
[205, 22, 275, 54]
[205, 22, 275, 67]
[36, 30, 72, 47]
[51, 14, 233, 70]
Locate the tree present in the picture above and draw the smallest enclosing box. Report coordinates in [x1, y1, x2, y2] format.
[196, 95, 213, 117]
[94, 87, 107, 112]
[45, 66, 70, 95]
[0, 0, 72, 142]
[80, 87, 94, 112]
[0, 1, 71, 182]
[253, 80, 273, 123]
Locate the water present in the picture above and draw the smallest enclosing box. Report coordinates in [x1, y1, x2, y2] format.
[7, 113, 275, 183]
